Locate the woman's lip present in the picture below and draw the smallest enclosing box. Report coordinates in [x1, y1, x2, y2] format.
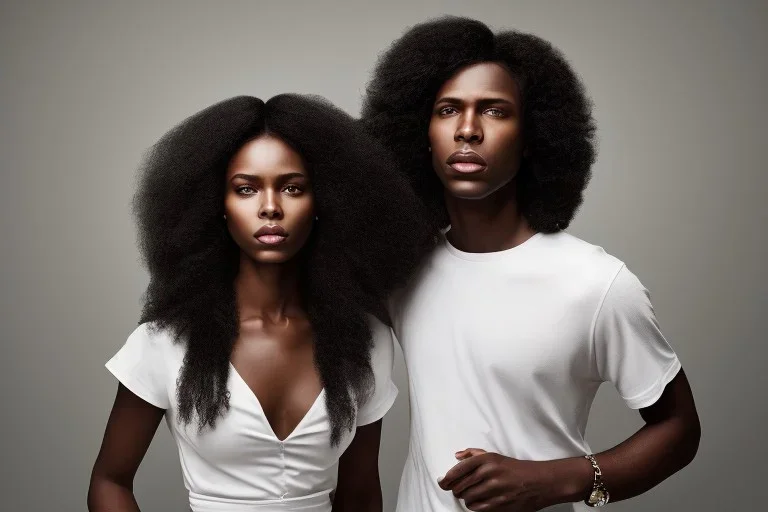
[256, 235, 287, 245]
[254, 225, 288, 237]
[446, 150, 487, 166]
[449, 162, 487, 173]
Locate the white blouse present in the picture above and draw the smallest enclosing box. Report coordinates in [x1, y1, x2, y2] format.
[105, 316, 398, 512]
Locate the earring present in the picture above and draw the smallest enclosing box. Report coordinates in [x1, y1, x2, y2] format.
[315, 215, 319, 221]
[428, 146, 432, 152]
[222, 214, 227, 220]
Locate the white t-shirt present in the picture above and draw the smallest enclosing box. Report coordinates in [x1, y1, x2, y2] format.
[105, 316, 398, 512]
[392, 232, 681, 512]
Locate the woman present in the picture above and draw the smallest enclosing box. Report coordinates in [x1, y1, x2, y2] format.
[362, 17, 700, 511]
[88, 94, 436, 512]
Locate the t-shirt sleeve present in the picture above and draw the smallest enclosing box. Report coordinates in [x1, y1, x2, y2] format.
[386, 289, 403, 342]
[356, 315, 399, 426]
[593, 265, 681, 409]
[105, 323, 172, 409]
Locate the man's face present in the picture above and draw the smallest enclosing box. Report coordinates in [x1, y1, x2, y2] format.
[428, 62, 524, 200]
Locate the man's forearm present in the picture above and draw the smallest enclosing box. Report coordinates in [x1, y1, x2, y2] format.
[544, 413, 700, 507]
[544, 371, 701, 507]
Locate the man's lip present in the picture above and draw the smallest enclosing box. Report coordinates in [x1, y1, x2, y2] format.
[254, 225, 288, 237]
[446, 151, 487, 166]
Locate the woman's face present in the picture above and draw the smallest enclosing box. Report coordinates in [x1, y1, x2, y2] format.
[224, 134, 315, 264]
[428, 61, 524, 201]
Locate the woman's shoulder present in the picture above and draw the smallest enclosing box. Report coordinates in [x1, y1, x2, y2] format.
[129, 322, 176, 344]
[121, 322, 185, 363]
[367, 314, 394, 347]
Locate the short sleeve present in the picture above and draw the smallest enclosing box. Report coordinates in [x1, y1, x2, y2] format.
[386, 288, 404, 341]
[593, 265, 681, 409]
[356, 316, 399, 426]
[105, 323, 172, 409]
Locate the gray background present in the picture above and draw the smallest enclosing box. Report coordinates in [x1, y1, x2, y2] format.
[2, 1, 766, 511]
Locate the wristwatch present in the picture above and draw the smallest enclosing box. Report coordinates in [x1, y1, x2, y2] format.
[584, 454, 610, 507]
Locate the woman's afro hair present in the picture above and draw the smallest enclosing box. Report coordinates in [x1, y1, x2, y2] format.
[134, 94, 436, 444]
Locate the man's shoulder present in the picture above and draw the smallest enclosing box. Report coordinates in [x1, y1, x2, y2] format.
[536, 232, 626, 291]
[543, 231, 624, 267]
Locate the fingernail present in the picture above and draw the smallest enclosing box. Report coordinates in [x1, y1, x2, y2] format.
[437, 476, 444, 484]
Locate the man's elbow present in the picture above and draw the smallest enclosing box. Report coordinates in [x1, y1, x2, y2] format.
[87, 474, 106, 511]
[679, 414, 702, 469]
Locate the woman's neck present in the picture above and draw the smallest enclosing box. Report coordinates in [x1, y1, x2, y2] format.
[234, 253, 304, 324]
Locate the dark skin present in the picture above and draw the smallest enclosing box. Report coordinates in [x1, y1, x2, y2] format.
[225, 134, 320, 440]
[333, 419, 385, 511]
[429, 62, 532, 253]
[429, 62, 701, 511]
[88, 135, 384, 511]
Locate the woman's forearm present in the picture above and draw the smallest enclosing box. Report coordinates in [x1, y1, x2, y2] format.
[87, 476, 141, 512]
[331, 490, 382, 512]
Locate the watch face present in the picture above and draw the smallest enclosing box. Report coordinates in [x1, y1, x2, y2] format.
[589, 489, 609, 507]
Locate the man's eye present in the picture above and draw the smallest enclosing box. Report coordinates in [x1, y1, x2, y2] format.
[284, 185, 302, 195]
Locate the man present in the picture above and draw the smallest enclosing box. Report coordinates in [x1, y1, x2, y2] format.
[362, 17, 700, 511]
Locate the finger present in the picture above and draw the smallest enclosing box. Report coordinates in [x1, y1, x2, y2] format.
[459, 477, 499, 505]
[456, 450, 472, 461]
[450, 466, 485, 496]
[440, 454, 488, 489]
[465, 493, 510, 511]
[456, 448, 487, 460]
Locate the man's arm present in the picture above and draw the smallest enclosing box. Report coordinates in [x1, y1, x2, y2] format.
[440, 369, 700, 511]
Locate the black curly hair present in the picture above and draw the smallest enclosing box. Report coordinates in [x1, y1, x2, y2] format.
[362, 16, 596, 232]
[133, 94, 436, 445]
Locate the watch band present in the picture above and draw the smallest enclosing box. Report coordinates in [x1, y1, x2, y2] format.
[584, 454, 610, 507]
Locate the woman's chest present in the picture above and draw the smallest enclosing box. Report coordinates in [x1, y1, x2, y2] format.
[160, 342, 350, 473]
[166, 369, 350, 471]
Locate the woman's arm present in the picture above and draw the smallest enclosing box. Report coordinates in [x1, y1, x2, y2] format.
[332, 419, 385, 512]
[88, 383, 165, 512]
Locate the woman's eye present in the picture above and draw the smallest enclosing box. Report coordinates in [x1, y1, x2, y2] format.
[236, 186, 255, 195]
[438, 106, 458, 116]
[284, 185, 302, 195]
[485, 108, 506, 117]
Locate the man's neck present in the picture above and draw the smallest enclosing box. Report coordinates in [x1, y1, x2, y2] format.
[444, 182, 537, 253]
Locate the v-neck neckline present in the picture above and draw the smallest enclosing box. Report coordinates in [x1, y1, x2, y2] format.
[228, 362, 325, 443]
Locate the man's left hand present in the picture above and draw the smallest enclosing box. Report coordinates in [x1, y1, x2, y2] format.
[438, 448, 552, 512]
